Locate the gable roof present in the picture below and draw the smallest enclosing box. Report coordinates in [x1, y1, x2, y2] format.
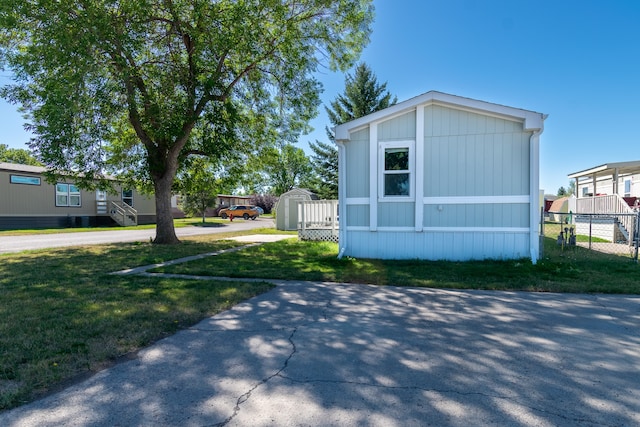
[280, 188, 319, 199]
[334, 90, 546, 142]
[568, 161, 640, 180]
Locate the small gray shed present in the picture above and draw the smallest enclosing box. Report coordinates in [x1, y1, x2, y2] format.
[275, 188, 319, 231]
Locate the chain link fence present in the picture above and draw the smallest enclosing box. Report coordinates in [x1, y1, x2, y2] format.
[544, 211, 640, 260]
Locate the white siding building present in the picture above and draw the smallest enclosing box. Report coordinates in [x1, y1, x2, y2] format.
[334, 91, 546, 263]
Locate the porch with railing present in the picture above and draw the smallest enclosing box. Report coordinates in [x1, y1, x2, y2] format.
[575, 194, 638, 249]
[297, 200, 339, 243]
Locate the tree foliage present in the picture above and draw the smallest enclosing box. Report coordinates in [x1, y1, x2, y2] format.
[0, 144, 41, 166]
[0, 0, 373, 243]
[176, 157, 232, 222]
[309, 62, 396, 199]
[557, 181, 576, 197]
[263, 143, 312, 196]
[250, 194, 278, 215]
[308, 140, 338, 199]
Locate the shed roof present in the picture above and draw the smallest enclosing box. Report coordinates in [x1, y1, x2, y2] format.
[567, 161, 640, 180]
[334, 90, 546, 142]
[280, 188, 319, 199]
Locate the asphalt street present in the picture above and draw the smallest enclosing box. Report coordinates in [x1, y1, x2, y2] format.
[1, 280, 639, 426]
[0, 217, 273, 254]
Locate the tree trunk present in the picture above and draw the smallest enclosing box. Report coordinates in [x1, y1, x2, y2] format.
[153, 176, 180, 244]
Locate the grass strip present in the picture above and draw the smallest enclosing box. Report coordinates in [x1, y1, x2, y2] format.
[0, 240, 274, 410]
[152, 237, 640, 294]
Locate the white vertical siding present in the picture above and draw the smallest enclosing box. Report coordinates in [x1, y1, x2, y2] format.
[345, 230, 530, 261]
[424, 105, 530, 197]
[346, 205, 369, 227]
[345, 129, 370, 199]
[338, 95, 542, 262]
[378, 111, 416, 141]
[378, 202, 414, 227]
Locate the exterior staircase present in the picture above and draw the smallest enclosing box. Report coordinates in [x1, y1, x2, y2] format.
[576, 194, 637, 244]
[109, 201, 138, 226]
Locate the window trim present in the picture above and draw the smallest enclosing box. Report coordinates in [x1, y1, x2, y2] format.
[56, 183, 81, 207]
[378, 140, 415, 201]
[624, 179, 631, 197]
[10, 174, 41, 186]
[122, 189, 134, 207]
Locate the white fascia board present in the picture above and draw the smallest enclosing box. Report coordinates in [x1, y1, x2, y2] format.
[567, 164, 609, 179]
[334, 90, 546, 142]
[568, 161, 640, 179]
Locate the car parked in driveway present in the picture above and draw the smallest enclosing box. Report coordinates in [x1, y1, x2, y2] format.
[218, 205, 259, 220]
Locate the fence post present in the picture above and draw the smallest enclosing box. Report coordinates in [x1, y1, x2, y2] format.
[539, 207, 544, 259]
[589, 214, 593, 249]
[633, 211, 640, 262]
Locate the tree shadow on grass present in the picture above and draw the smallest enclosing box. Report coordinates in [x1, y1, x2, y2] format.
[2, 282, 639, 426]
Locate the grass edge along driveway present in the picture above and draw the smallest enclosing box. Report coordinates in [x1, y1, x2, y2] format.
[1, 233, 639, 411]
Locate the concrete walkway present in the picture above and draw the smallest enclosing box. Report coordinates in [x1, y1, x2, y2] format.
[1, 277, 639, 426]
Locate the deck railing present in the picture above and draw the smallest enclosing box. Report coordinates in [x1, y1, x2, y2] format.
[576, 194, 636, 244]
[297, 200, 339, 242]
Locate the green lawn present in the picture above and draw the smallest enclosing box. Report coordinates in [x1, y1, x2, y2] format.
[153, 237, 640, 294]
[1, 228, 639, 412]
[0, 238, 274, 411]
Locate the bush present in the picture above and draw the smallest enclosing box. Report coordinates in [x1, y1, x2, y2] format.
[251, 194, 278, 214]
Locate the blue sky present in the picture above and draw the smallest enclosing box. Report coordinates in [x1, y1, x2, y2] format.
[1, 0, 639, 194]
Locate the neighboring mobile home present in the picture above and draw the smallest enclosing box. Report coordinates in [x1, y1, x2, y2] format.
[0, 162, 156, 230]
[568, 161, 640, 202]
[334, 91, 546, 263]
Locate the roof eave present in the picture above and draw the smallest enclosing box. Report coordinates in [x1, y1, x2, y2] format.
[334, 90, 546, 142]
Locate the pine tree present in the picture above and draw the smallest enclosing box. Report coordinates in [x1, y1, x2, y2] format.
[309, 63, 396, 199]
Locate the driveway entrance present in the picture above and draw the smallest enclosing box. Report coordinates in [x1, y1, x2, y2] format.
[1, 282, 638, 426]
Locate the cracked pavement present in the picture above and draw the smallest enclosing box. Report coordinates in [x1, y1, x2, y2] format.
[1, 281, 639, 426]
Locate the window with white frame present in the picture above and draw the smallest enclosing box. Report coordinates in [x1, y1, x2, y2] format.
[380, 141, 413, 198]
[624, 179, 631, 197]
[56, 183, 81, 207]
[122, 189, 134, 207]
[582, 186, 589, 196]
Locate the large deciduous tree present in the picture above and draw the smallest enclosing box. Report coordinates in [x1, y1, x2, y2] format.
[309, 62, 396, 199]
[0, 0, 373, 243]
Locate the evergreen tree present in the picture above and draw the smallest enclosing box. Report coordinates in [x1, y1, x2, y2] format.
[309, 63, 396, 199]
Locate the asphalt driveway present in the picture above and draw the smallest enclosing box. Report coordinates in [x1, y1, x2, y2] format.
[1, 281, 639, 426]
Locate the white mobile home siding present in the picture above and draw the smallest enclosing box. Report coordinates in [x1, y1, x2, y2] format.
[337, 91, 544, 262]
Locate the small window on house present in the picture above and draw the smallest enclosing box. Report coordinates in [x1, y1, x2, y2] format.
[56, 183, 81, 207]
[582, 187, 589, 197]
[624, 179, 631, 197]
[122, 189, 134, 207]
[384, 147, 410, 196]
[10, 175, 41, 185]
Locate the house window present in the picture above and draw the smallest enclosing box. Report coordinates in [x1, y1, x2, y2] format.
[56, 183, 81, 207]
[380, 141, 414, 198]
[624, 179, 631, 197]
[10, 175, 41, 185]
[122, 189, 133, 207]
[582, 186, 589, 197]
